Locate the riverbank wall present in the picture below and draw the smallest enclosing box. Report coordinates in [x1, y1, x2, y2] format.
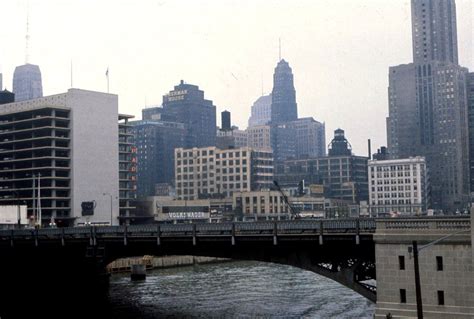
[107, 255, 230, 273]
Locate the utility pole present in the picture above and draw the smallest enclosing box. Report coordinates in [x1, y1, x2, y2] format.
[413, 241, 423, 319]
[32, 173, 36, 226]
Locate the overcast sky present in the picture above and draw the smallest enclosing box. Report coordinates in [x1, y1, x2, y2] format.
[0, 0, 472, 155]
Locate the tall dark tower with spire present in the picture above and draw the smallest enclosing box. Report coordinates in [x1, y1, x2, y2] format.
[270, 59, 298, 124]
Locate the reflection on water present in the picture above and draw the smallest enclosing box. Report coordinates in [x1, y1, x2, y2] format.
[106, 260, 375, 318]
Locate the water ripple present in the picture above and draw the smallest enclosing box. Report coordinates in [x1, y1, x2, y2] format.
[107, 260, 375, 318]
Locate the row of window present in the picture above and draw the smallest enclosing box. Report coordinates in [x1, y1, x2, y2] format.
[370, 165, 419, 172]
[399, 289, 444, 306]
[372, 179, 418, 185]
[371, 199, 416, 205]
[372, 192, 418, 199]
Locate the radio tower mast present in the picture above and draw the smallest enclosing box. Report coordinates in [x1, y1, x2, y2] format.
[25, 1, 30, 64]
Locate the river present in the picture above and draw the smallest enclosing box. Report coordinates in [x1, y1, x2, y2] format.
[105, 260, 375, 318]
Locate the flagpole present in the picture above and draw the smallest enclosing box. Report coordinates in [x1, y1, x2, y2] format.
[106, 67, 109, 93]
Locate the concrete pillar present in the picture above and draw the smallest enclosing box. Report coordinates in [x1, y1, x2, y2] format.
[130, 264, 146, 281]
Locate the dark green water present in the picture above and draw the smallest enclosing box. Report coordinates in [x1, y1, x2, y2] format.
[106, 260, 375, 318]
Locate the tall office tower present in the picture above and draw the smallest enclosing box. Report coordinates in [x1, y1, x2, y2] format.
[161, 80, 216, 148]
[271, 60, 297, 124]
[248, 94, 272, 127]
[287, 117, 326, 158]
[132, 120, 186, 197]
[387, 0, 469, 211]
[12, 64, 43, 102]
[411, 0, 458, 65]
[467, 73, 474, 197]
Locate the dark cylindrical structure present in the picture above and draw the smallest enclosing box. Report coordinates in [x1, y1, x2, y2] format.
[221, 110, 231, 131]
[368, 139, 371, 160]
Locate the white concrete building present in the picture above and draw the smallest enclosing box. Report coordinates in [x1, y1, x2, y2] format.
[0, 89, 120, 226]
[368, 157, 429, 216]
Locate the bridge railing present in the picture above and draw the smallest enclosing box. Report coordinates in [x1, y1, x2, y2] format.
[376, 216, 470, 231]
[0, 218, 377, 241]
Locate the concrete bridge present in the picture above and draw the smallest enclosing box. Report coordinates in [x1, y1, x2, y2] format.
[0, 216, 471, 318]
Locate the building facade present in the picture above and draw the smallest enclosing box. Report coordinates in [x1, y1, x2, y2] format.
[374, 217, 473, 318]
[248, 94, 272, 127]
[275, 155, 369, 203]
[368, 157, 429, 216]
[271, 124, 296, 162]
[161, 80, 216, 148]
[386, 0, 470, 212]
[216, 128, 248, 150]
[118, 114, 137, 224]
[411, 0, 458, 65]
[467, 72, 474, 198]
[175, 146, 273, 200]
[12, 64, 43, 102]
[271, 59, 297, 124]
[131, 120, 186, 197]
[246, 125, 272, 151]
[287, 117, 326, 158]
[0, 89, 119, 226]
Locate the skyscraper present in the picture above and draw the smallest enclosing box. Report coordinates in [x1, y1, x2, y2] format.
[387, 0, 469, 211]
[467, 72, 474, 197]
[12, 64, 43, 102]
[411, 0, 458, 65]
[248, 94, 272, 127]
[161, 80, 216, 148]
[271, 60, 297, 124]
[287, 117, 326, 158]
[131, 120, 186, 197]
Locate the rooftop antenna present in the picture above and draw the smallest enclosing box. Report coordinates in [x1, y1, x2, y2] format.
[279, 37, 281, 61]
[261, 72, 264, 96]
[70, 59, 73, 88]
[25, 0, 30, 64]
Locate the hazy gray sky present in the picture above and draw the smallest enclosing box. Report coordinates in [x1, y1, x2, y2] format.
[0, 0, 472, 155]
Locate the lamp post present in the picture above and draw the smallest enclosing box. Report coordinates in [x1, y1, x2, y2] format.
[103, 192, 113, 225]
[409, 229, 471, 319]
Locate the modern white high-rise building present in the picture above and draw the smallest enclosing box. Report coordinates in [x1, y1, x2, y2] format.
[12, 64, 43, 102]
[0, 89, 121, 226]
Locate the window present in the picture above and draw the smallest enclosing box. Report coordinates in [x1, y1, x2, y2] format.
[400, 289, 406, 303]
[436, 256, 443, 271]
[399, 256, 405, 270]
[437, 290, 444, 305]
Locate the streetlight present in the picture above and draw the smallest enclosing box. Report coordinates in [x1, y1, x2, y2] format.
[409, 229, 471, 319]
[103, 192, 114, 225]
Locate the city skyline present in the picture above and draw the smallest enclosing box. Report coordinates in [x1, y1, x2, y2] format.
[0, 0, 473, 155]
